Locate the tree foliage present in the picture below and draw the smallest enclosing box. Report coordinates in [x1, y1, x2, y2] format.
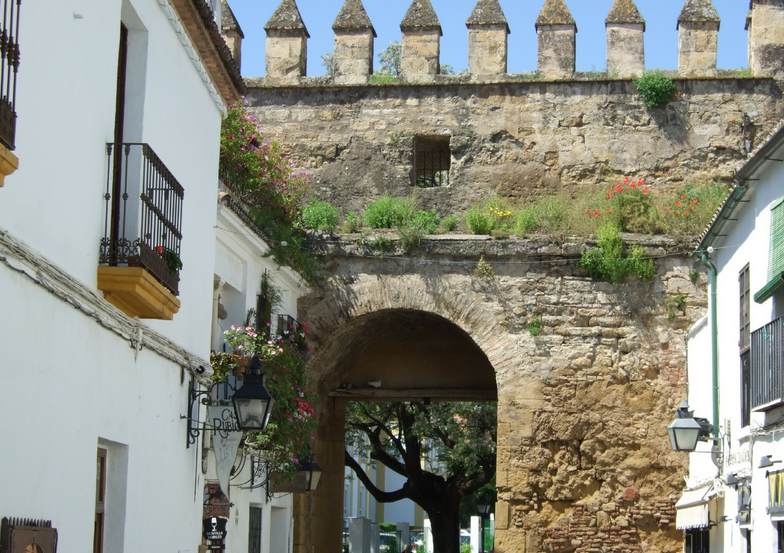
[345, 401, 496, 553]
[378, 41, 401, 77]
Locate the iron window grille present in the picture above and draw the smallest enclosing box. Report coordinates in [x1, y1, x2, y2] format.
[0, 0, 20, 151]
[100, 143, 184, 296]
[750, 317, 784, 411]
[414, 136, 450, 187]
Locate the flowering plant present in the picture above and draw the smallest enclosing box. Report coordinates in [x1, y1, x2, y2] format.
[220, 100, 320, 282]
[585, 176, 657, 233]
[217, 322, 317, 474]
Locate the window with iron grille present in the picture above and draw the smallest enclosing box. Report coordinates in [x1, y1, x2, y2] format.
[414, 136, 450, 187]
[750, 317, 784, 410]
[248, 506, 262, 553]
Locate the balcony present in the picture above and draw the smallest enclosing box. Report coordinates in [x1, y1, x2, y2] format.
[98, 143, 183, 320]
[0, 0, 20, 187]
[750, 317, 784, 411]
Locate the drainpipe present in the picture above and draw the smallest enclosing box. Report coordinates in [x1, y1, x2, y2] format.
[700, 250, 719, 438]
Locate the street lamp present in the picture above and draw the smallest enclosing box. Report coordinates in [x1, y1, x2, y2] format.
[667, 400, 711, 452]
[232, 355, 275, 431]
[476, 497, 493, 553]
[297, 458, 323, 492]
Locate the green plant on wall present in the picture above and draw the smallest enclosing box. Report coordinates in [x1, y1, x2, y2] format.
[527, 314, 543, 336]
[633, 70, 676, 108]
[473, 256, 494, 279]
[578, 223, 655, 284]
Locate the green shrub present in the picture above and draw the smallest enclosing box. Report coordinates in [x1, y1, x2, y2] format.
[464, 205, 495, 235]
[438, 214, 459, 233]
[578, 223, 655, 284]
[398, 219, 426, 252]
[605, 177, 659, 233]
[302, 198, 340, 231]
[536, 196, 567, 234]
[413, 210, 440, 234]
[634, 70, 676, 108]
[515, 207, 538, 235]
[342, 212, 361, 233]
[527, 314, 543, 336]
[473, 256, 494, 279]
[364, 194, 414, 228]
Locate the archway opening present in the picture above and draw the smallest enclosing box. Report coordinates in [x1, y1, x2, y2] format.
[302, 309, 499, 553]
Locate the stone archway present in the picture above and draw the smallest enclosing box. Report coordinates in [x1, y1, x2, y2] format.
[294, 247, 695, 553]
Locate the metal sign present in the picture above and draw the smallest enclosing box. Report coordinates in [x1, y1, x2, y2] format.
[208, 406, 243, 496]
[202, 517, 228, 542]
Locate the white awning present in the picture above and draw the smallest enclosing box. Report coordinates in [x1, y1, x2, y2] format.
[675, 484, 715, 530]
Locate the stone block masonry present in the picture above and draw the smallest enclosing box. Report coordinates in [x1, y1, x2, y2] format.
[245, 76, 783, 217]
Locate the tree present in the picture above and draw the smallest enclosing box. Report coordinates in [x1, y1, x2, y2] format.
[345, 401, 496, 553]
[378, 41, 401, 77]
[321, 51, 335, 78]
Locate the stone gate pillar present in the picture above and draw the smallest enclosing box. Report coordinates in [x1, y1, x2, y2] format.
[264, 0, 310, 79]
[605, 0, 645, 78]
[747, 0, 784, 79]
[466, 0, 510, 77]
[677, 0, 720, 77]
[400, 0, 443, 82]
[332, 0, 377, 84]
[535, 0, 577, 79]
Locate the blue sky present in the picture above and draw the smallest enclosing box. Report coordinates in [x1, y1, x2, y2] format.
[226, 0, 750, 78]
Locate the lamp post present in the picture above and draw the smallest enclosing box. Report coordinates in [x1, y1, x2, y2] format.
[232, 355, 275, 431]
[476, 499, 492, 553]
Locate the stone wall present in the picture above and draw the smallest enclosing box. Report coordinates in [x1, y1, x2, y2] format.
[297, 235, 703, 553]
[245, 76, 782, 217]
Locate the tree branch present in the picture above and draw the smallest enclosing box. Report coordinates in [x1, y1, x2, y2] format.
[345, 450, 408, 503]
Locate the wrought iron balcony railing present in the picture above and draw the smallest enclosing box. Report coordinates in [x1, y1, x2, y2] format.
[100, 143, 184, 295]
[750, 316, 784, 411]
[0, 0, 21, 150]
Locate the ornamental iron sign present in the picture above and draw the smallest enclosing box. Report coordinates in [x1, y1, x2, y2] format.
[0, 518, 58, 553]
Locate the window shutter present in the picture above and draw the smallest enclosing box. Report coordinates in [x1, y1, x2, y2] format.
[769, 198, 784, 279]
[754, 197, 784, 303]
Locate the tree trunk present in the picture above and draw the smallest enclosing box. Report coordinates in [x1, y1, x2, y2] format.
[423, 494, 462, 553]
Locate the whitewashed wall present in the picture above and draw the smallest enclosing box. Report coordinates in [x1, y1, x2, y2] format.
[685, 144, 784, 553]
[2, 0, 224, 355]
[0, 0, 232, 551]
[211, 203, 309, 553]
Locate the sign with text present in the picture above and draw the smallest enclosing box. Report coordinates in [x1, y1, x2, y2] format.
[208, 406, 243, 496]
[202, 517, 228, 542]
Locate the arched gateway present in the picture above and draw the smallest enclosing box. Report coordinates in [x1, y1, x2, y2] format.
[291, 236, 698, 553]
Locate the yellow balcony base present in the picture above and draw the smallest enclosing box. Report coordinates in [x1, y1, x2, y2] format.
[0, 143, 19, 187]
[98, 266, 181, 320]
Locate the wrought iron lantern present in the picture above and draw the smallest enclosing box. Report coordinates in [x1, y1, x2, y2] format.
[667, 400, 711, 452]
[232, 355, 275, 431]
[297, 458, 323, 492]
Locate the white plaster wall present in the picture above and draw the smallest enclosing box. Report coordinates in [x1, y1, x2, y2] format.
[697, 147, 784, 553]
[2, 0, 224, 356]
[210, 205, 309, 553]
[0, 268, 203, 552]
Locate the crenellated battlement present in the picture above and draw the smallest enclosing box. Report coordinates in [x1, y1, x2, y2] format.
[227, 0, 784, 83]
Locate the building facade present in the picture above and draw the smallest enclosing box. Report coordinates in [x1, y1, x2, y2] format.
[682, 124, 784, 552]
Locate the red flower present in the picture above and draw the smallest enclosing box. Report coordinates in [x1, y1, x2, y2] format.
[155, 246, 163, 255]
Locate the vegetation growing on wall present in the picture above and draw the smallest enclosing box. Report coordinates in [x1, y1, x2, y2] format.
[220, 101, 320, 282]
[633, 70, 676, 108]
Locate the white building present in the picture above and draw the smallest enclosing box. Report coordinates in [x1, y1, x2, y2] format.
[680, 124, 784, 553]
[208, 182, 310, 553]
[0, 0, 299, 551]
